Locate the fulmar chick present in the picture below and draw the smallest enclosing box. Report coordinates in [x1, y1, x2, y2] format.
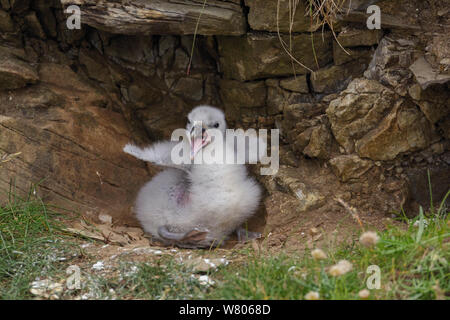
[123, 105, 262, 248]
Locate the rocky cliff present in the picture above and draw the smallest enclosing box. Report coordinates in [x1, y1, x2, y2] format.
[0, 0, 448, 245]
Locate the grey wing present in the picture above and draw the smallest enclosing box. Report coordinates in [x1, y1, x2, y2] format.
[123, 141, 190, 172]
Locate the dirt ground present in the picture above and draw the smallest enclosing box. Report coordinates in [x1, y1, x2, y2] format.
[42, 0, 449, 271]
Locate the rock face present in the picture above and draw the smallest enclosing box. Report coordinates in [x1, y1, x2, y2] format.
[327, 78, 433, 161]
[303, 125, 332, 159]
[329, 155, 373, 182]
[355, 99, 432, 161]
[311, 62, 368, 93]
[0, 47, 39, 90]
[219, 79, 267, 120]
[409, 56, 450, 90]
[326, 79, 395, 154]
[218, 32, 333, 81]
[0, 9, 15, 32]
[63, 0, 246, 36]
[336, 29, 381, 47]
[245, 0, 319, 32]
[279, 76, 309, 93]
[0, 62, 150, 222]
[80, 32, 220, 139]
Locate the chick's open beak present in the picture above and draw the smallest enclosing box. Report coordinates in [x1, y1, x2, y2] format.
[190, 123, 211, 160]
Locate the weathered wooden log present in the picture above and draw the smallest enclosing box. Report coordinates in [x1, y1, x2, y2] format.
[61, 0, 246, 35]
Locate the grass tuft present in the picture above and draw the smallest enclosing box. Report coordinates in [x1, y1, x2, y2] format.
[0, 185, 447, 300]
[209, 205, 449, 300]
[0, 191, 77, 299]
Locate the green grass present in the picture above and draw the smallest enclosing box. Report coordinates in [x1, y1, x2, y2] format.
[97, 203, 448, 300]
[207, 203, 449, 300]
[85, 260, 214, 300]
[0, 189, 448, 300]
[0, 192, 78, 299]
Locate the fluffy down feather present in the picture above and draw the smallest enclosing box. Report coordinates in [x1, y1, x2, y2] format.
[124, 105, 262, 248]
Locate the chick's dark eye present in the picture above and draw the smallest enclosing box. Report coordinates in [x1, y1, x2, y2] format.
[213, 122, 219, 128]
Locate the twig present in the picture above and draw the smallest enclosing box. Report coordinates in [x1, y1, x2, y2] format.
[335, 197, 364, 230]
[277, 0, 314, 73]
[187, 0, 208, 75]
[0, 152, 22, 165]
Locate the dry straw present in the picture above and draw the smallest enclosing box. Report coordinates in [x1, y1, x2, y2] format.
[277, 0, 351, 77]
[0, 152, 22, 166]
[187, 1, 350, 76]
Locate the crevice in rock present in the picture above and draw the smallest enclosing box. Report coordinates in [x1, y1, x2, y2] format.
[240, 0, 251, 32]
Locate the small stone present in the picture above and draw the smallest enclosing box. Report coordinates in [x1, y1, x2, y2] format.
[303, 125, 332, 159]
[413, 219, 429, 228]
[408, 84, 421, 100]
[358, 289, 370, 299]
[430, 143, 444, 155]
[198, 275, 215, 286]
[304, 291, 320, 300]
[98, 213, 112, 224]
[410, 56, 450, 90]
[329, 155, 373, 182]
[30, 279, 63, 299]
[279, 76, 309, 93]
[185, 257, 228, 273]
[92, 261, 105, 271]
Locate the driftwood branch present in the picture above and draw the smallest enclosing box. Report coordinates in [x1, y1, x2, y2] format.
[61, 0, 246, 35]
